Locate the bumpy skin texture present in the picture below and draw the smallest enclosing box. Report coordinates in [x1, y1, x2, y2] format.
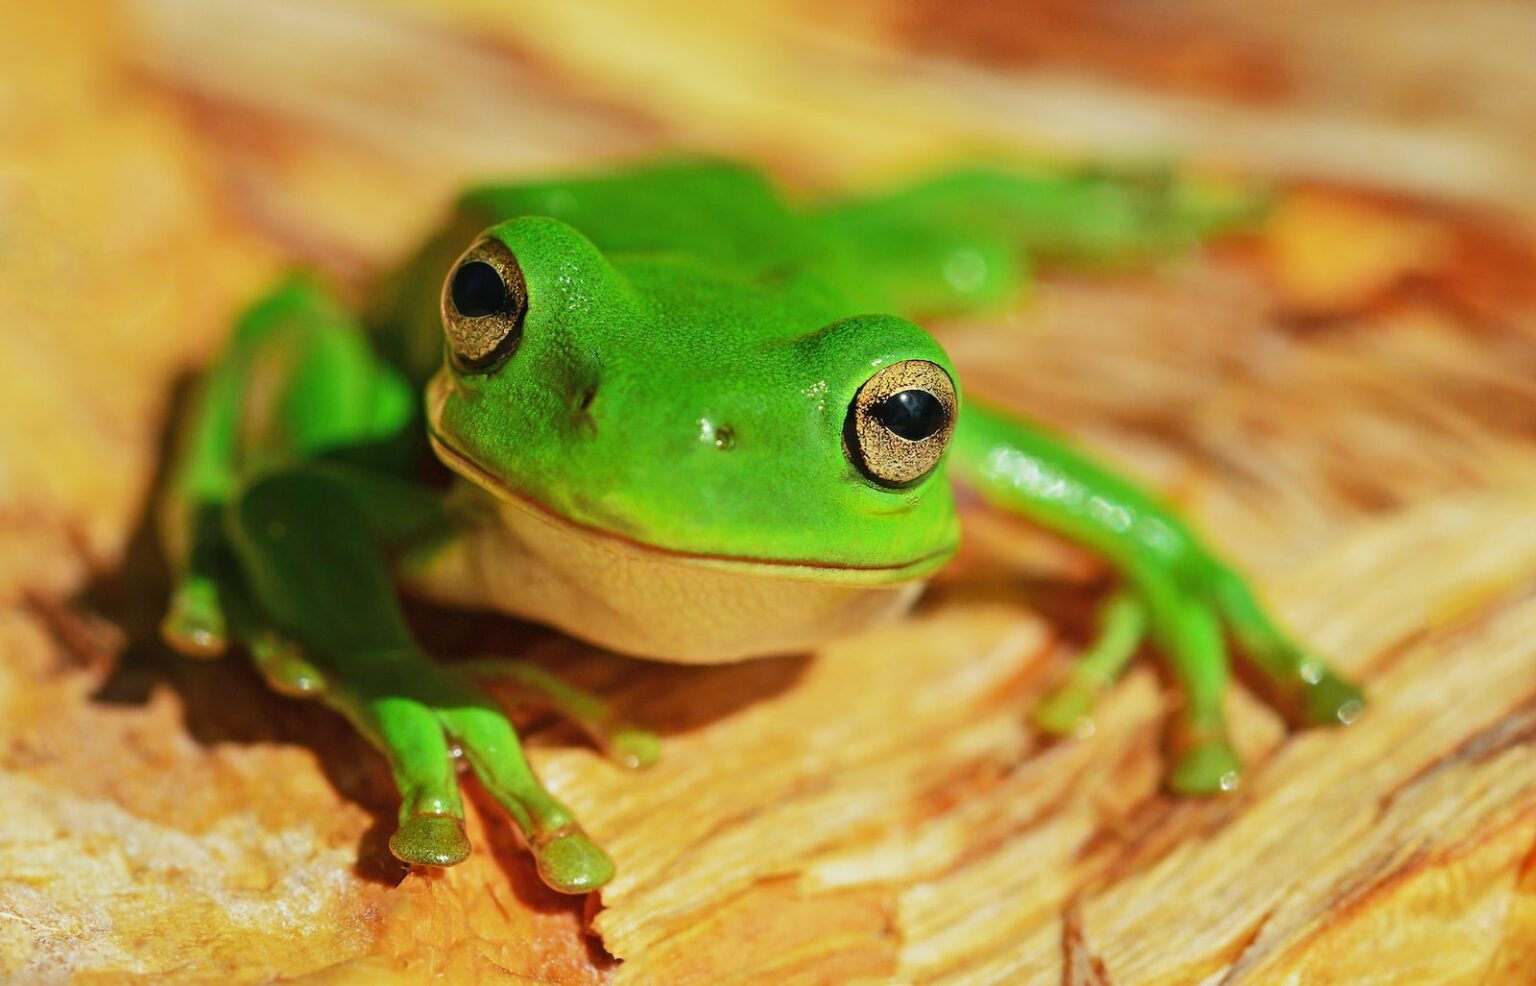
[160, 159, 1360, 892]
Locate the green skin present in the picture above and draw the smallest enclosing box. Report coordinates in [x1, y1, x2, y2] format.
[160, 160, 1363, 894]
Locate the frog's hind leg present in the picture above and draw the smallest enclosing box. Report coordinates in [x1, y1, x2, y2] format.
[812, 165, 1266, 317]
[1037, 571, 1244, 793]
[1210, 566, 1364, 728]
[1032, 588, 1146, 737]
[224, 469, 611, 889]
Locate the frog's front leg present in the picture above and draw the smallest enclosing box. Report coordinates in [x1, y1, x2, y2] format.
[950, 403, 1363, 793]
[1032, 588, 1146, 737]
[224, 469, 617, 891]
[1030, 572, 1242, 790]
[1136, 568, 1243, 792]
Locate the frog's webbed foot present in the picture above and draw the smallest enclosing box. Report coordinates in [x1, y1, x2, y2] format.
[460, 658, 660, 770]
[1031, 562, 1362, 796]
[222, 471, 614, 891]
[329, 658, 614, 891]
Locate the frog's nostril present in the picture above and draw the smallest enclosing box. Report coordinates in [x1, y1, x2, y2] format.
[875, 389, 946, 441]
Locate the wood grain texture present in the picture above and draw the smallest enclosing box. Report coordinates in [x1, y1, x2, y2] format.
[3, 1, 1534, 982]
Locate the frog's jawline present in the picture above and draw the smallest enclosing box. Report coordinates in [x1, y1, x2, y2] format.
[427, 428, 952, 584]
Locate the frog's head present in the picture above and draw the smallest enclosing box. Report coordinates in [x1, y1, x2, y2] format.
[426, 217, 960, 586]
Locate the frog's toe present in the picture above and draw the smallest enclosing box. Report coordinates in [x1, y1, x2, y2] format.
[161, 579, 228, 658]
[250, 633, 328, 698]
[606, 726, 661, 770]
[1168, 737, 1243, 795]
[1032, 682, 1100, 738]
[390, 813, 472, 868]
[534, 828, 615, 894]
[1287, 668, 1365, 728]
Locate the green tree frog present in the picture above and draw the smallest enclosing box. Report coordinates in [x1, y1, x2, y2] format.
[159, 160, 1362, 894]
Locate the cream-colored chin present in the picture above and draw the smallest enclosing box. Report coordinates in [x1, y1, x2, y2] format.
[406, 479, 933, 666]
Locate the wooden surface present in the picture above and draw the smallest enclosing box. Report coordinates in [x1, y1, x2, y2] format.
[3, 1, 1536, 982]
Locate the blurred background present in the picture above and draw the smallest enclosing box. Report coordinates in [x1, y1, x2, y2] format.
[96, 0, 1536, 265]
[3, 2, 1536, 983]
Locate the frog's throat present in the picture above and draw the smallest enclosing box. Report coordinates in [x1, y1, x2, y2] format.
[425, 424, 951, 588]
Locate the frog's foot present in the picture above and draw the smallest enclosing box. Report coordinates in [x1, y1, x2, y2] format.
[391, 812, 472, 868]
[435, 689, 616, 892]
[1033, 680, 1102, 738]
[1272, 663, 1366, 728]
[460, 658, 660, 770]
[1030, 563, 1361, 796]
[161, 575, 228, 657]
[528, 825, 615, 894]
[1210, 567, 1366, 729]
[1155, 167, 1272, 240]
[1058, 163, 1270, 262]
[392, 808, 609, 891]
[1131, 573, 1252, 795]
[1147, 561, 1362, 794]
[220, 472, 615, 888]
[1167, 723, 1243, 795]
[1032, 589, 1146, 738]
[249, 631, 328, 698]
[331, 659, 615, 892]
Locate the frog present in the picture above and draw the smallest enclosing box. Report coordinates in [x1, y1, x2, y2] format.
[158, 159, 1363, 894]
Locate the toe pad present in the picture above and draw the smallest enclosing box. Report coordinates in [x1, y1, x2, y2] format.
[390, 813, 472, 868]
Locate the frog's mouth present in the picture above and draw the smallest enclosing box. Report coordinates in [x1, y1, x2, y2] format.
[425, 395, 951, 586]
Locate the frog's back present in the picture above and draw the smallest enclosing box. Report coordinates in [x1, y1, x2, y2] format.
[367, 160, 862, 385]
[461, 159, 826, 276]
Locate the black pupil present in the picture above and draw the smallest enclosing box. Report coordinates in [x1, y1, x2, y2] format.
[874, 389, 946, 441]
[451, 261, 507, 318]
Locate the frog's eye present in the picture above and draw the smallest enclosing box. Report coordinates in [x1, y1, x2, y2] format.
[844, 359, 957, 487]
[442, 237, 528, 372]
